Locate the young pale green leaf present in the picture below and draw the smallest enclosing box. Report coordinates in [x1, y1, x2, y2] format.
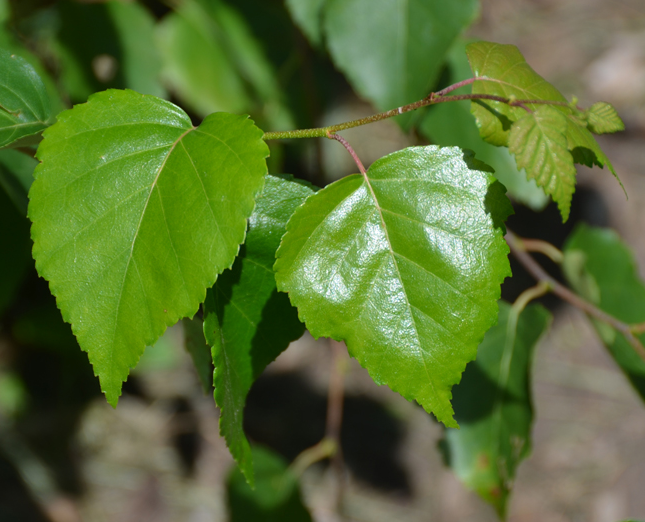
[204, 174, 313, 486]
[0, 49, 51, 149]
[227, 445, 312, 522]
[585, 102, 625, 134]
[508, 106, 577, 221]
[324, 0, 479, 128]
[441, 301, 551, 518]
[420, 40, 548, 211]
[182, 317, 213, 394]
[563, 225, 645, 403]
[275, 146, 512, 426]
[285, 0, 327, 46]
[29, 89, 268, 406]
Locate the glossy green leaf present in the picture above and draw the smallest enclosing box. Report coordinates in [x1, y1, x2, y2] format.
[420, 41, 548, 210]
[227, 445, 312, 522]
[508, 106, 577, 221]
[563, 225, 645, 403]
[324, 0, 479, 128]
[182, 317, 213, 394]
[0, 148, 37, 215]
[0, 48, 51, 149]
[204, 174, 313, 486]
[29, 89, 268, 405]
[285, 0, 326, 46]
[56, 0, 165, 101]
[585, 102, 625, 134]
[441, 301, 551, 518]
[275, 146, 512, 426]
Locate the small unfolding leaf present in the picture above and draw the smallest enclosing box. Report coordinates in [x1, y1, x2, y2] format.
[441, 301, 551, 518]
[586, 102, 625, 134]
[204, 174, 313, 486]
[563, 225, 645, 403]
[0, 49, 51, 149]
[324, 0, 479, 128]
[29, 89, 268, 405]
[275, 146, 512, 426]
[227, 445, 312, 522]
[508, 106, 577, 221]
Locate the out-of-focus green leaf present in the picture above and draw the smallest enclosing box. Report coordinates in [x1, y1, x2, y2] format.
[204, 174, 312, 486]
[441, 301, 551, 518]
[585, 102, 625, 134]
[563, 225, 645, 403]
[324, 0, 479, 128]
[56, 0, 165, 101]
[275, 146, 512, 426]
[29, 89, 268, 405]
[0, 48, 51, 149]
[0, 148, 37, 215]
[508, 106, 577, 221]
[227, 445, 312, 522]
[420, 41, 548, 210]
[285, 0, 326, 46]
[182, 317, 213, 394]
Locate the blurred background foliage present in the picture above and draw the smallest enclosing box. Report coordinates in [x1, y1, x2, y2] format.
[0, 0, 644, 521]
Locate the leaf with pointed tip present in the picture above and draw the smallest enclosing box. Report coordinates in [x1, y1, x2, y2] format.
[0, 48, 52, 149]
[29, 89, 268, 406]
[324, 0, 479, 128]
[204, 174, 313, 486]
[441, 301, 551, 518]
[563, 225, 645, 403]
[586, 102, 625, 134]
[508, 106, 577, 221]
[275, 146, 512, 426]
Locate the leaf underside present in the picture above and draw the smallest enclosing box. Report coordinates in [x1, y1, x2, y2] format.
[204, 174, 313, 486]
[29, 89, 268, 405]
[275, 145, 512, 426]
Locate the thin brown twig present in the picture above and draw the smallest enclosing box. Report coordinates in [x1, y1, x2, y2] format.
[327, 132, 366, 174]
[506, 230, 645, 361]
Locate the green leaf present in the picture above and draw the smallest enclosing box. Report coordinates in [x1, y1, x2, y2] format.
[0, 48, 51, 149]
[563, 225, 645, 403]
[182, 317, 213, 394]
[275, 146, 512, 426]
[420, 41, 548, 210]
[324, 0, 479, 128]
[0, 148, 38, 215]
[441, 301, 551, 518]
[204, 174, 313, 486]
[285, 0, 326, 46]
[227, 445, 312, 522]
[29, 89, 268, 405]
[56, 0, 166, 101]
[585, 102, 625, 134]
[508, 106, 577, 221]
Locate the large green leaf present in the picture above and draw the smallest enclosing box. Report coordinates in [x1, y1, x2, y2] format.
[508, 106, 577, 221]
[275, 146, 512, 426]
[204, 174, 313, 486]
[29, 89, 268, 405]
[0, 48, 51, 149]
[441, 301, 551, 518]
[563, 225, 645, 403]
[227, 445, 312, 522]
[420, 41, 548, 210]
[285, 0, 327, 46]
[324, 0, 479, 128]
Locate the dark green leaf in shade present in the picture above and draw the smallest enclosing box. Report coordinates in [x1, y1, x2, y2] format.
[508, 106, 577, 221]
[29, 89, 268, 406]
[441, 301, 551, 518]
[0, 148, 37, 215]
[182, 317, 213, 394]
[563, 225, 645, 403]
[585, 102, 625, 134]
[0, 48, 51, 149]
[204, 174, 314, 486]
[56, 0, 166, 101]
[285, 0, 327, 46]
[324, 0, 480, 128]
[227, 445, 312, 522]
[275, 146, 512, 426]
[420, 41, 548, 210]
